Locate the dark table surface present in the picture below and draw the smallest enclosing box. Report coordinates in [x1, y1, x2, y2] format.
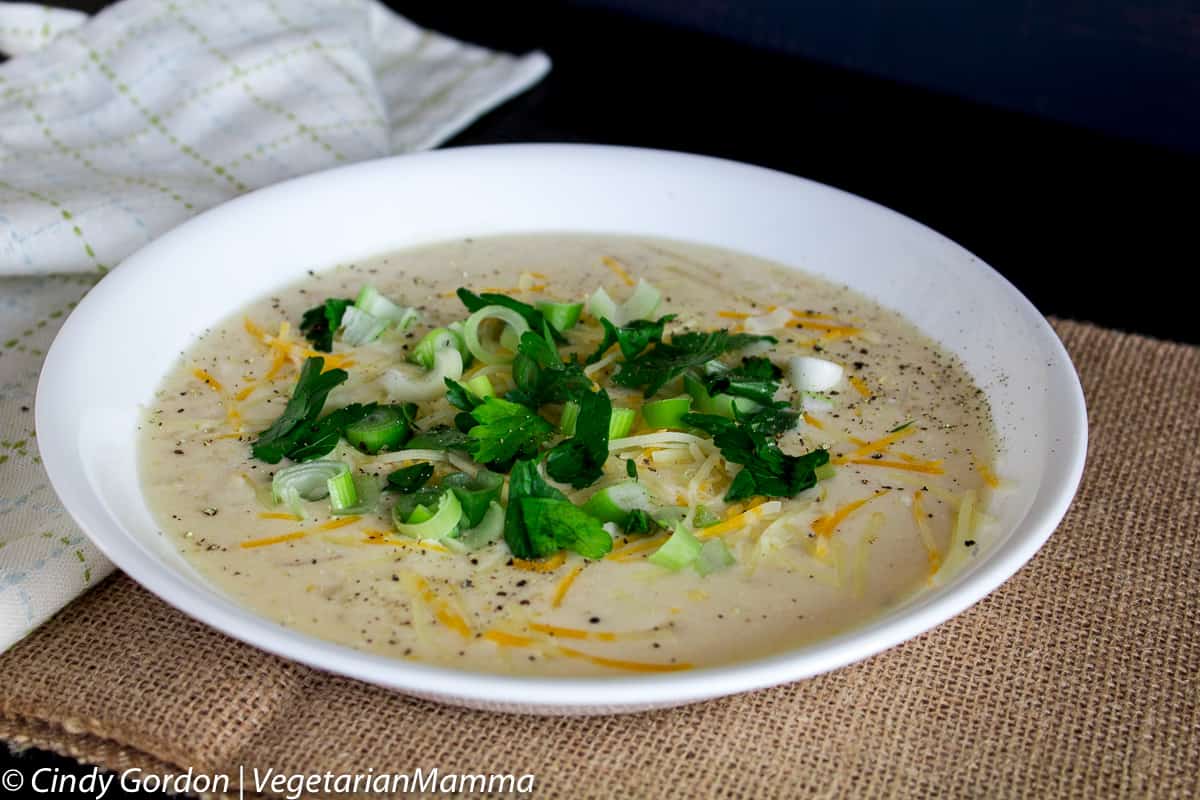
[3, 1, 1197, 795]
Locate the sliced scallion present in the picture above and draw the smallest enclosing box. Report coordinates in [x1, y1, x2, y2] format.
[693, 538, 735, 576]
[535, 301, 583, 332]
[581, 480, 653, 526]
[648, 524, 703, 571]
[458, 500, 505, 550]
[340, 306, 389, 346]
[608, 407, 636, 439]
[271, 461, 348, 519]
[326, 468, 358, 513]
[814, 462, 836, 482]
[560, 400, 581, 435]
[640, 395, 693, 429]
[464, 374, 495, 399]
[391, 489, 463, 540]
[411, 327, 468, 369]
[344, 405, 411, 454]
[441, 468, 504, 528]
[355, 285, 419, 330]
[588, 280, 662, 326]
[380, 347, 464, 402]
[463, 305, 531, 365]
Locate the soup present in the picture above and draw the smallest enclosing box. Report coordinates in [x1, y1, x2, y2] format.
[138, 235, 996, 676]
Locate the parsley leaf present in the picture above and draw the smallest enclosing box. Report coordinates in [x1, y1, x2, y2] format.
[252, 357, 355, 463]
[299, 298, 352, 353]
[682, 411, 829, 501]
[742, 405, 800, 436]
[613, 329, 776, 398]
[626, 458, 639, 480]
[386, 463, 435, 493]
[507, 331, 592, 409]
[519, 497, 613, 559]
[704, 356, 784, 406]
[456, 288, 564, 343]
[545, 389, 612, 488]
[504, 461, 613, 559]
[283, 402, 377, 462]
[467, 397, 554, 466]
[585, 315, 676, 364]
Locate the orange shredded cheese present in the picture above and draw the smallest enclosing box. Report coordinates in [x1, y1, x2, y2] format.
[834, 427, 917, 463]
[810, 491, 890, 538]
[483, 630, 536, 648]
[717, 310, 750, 320]
[240, 530, 306, 549]
[192, 368, 224, 393]
[803, 412, 825, 430]
[410, 575, 471, 638]
[530, 622, 617, 642]
[697, 501, 767, 538]
[513, 552, 568, 573]
[848, 375, 872, 398]
[317, 516, 361, 531]
[552, 565, 584, 608]
[257, 511, 301, 521]
[846, 458, 945, 475]
[975, 459, 1000, 489]
[601, 255, 636, 286]
[557, 646, 691, 673]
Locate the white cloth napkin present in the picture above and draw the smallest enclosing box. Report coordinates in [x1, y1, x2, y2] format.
[0, 0, 549, 651]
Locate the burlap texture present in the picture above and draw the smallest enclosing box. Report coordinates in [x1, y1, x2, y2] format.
[1, 319, 1196, 798]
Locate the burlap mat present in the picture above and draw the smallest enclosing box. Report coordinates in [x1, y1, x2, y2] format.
[1, 319, 1197, 798]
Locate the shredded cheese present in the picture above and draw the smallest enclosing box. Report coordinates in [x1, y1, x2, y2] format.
[552, 565, 584, 608]
[601, 255, 636, 286]
[810, 491, 890, 538]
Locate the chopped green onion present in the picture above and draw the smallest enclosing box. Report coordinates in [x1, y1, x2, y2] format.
[411, 327, 468, 369]
[608, 407, 636, 439]
[331, 474, 381, 516]
[648, 524, 703, 570]
[889, 420, 914, 433]
[464, 374, 495, 398]
[684, 373, 761, 418]
[693, 538, 735, 576]
[814, 462, 836, 482]
[587, 280, 662, 326]
[355, 285, 419, 330]
[326, 468, 358, 513]
[536, 301, 583, 332]
[459, 500, 505, 550]
[560, 399, 581, 435]
[381, 346, 464, 402]
[640, 395, 693, 429]
[693, 505, 721, 528]
[271, 461, 348, 519]
[340, 306, 389, 346]
[344, 405, 411, 454]
[462, 305, 531, 365]
[391, 489, 463, 540]
[406, 504, 434, 524]
[581, 480, 654, 525]
[441, 469, 504, 528]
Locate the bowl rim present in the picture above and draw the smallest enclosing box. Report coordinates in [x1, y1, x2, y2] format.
[36, 143, 1088, 711]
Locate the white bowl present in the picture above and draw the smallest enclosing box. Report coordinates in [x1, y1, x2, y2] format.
[37, 145, 1086, 714]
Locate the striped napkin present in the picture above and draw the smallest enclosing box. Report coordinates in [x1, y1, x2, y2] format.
[0, 0, 549, 652]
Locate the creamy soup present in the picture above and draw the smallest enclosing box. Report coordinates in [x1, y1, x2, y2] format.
[138, 235, 996, 676]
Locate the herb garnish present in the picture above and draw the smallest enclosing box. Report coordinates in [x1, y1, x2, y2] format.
[251, 357, 374, 463]
[456, 288, 564, 343]
[299, 298, 352, 353]
[613, 329, 776, 398]
[386, 463, 435, 493]
[466, 397, 554, 467]
[506, 332, 592, 409]
[585, 314, 675, 364]
[682, 411, 829, 501]
[545, 389, 612, 488]
[504, 460, 612, 560]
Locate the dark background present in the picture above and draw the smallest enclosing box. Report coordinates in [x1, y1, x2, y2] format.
[2, 0, 1197, 796]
